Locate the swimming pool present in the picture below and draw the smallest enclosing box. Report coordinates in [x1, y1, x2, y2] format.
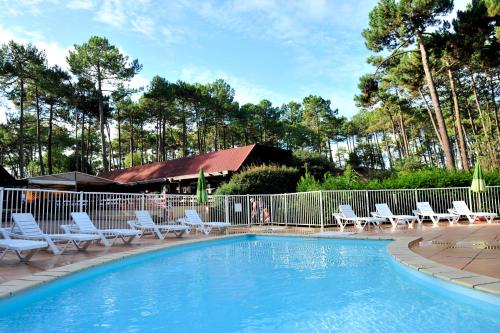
[0, 235, 499, 332]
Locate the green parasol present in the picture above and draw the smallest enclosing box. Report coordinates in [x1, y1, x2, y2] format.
[196, 169, 208, 203]
[470, 162, 486, 193]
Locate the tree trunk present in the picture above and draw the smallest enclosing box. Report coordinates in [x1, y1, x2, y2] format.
[47, 104, 54, 174]
[34, 86, 45, 174]
[74, 110, 79, 172]
[418, 88, 443, 146]
[382, 130, 393, 169]
[97, 69, 109, 172]
[417, 34, 454, 170]
[106, 122, 114, 170]
[398, 112, 410, 157]
[488, 76, 500, 137]
[140, 122, 144, 165]
[118, 109, 122, 168]
[182, 113, 187, 157]
[389, 116, 402, 159]
[129, 117, 134, 167]
[80, 111, 86, 172]
[19, 79, 25, 178]
[471, 73, 494, 161]
[446, 65, 469, 170]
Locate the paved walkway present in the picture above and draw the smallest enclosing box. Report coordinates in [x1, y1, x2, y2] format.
[1, 222, 499, 283]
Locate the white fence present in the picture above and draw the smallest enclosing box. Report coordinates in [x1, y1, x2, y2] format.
[0, 186, 499, 233]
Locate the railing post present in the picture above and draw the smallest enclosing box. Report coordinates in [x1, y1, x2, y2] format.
[79, 191, 84, 212]
[141, 194, 145, 211]
[284, 194, 288, 227]
[468, 188, 473, 211]
[246, 194, 251, 227]
[414, 189, 418, 205]
[365, 190, 370, 216]
[0, 187, 4, 228]
[319, 191, 324, 231]
[225, 195, 230, 224]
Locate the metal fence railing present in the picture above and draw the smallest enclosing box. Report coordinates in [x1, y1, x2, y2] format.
[0, 186, 498, 233]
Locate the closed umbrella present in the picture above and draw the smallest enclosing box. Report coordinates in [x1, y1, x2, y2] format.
[470, 162, 486, 216]
[470, 162, 486, 193]
[196, 169, 208, 203]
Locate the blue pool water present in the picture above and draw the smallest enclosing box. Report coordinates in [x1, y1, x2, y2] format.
[0, 235, 499, 332]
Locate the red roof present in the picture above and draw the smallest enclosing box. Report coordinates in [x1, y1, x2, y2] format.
[99, 144, 256, 184]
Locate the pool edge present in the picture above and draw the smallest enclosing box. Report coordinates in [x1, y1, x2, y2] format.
[387, 236, 500, 297]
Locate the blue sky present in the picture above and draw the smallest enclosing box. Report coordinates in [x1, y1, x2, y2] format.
[0, 0, 468, 123]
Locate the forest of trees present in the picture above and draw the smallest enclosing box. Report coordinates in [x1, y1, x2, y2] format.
[0, 0, 498, 179]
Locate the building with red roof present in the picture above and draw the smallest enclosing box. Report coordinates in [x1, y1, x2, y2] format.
[98, 144, 291, 194]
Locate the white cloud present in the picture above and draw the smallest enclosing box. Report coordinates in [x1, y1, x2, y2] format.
[66, 0, 95, 10]
[131, 16, 155, 37]
[96, 0, 126, 28]
[0, 25, 15, 44]
[180, 65, 289, 105]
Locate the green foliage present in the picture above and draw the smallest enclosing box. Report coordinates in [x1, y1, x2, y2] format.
[296, 171, 321, 192]
[297, 167, 500, 191]
[123, 152, 142, 168]
[215, 165, 299, 195]
[393, 157, 426, 172]
[291, 150, 334, 179]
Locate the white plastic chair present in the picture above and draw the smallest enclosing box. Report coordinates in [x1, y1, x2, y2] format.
[413, 202, 460, 226]
[334, 205, 385, 231]
[183, 210, 231, 235]
[9, 213, 101, 254]
[67, 212, 142, 246]
[374, 204, 417, 228]
[0, 228, 48, 262]
[129, 211, 189, 240]
[449, 201, 497, 224]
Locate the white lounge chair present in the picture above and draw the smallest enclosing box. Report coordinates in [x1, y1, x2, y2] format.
[449, 201, 497, 224]
[66, 212, 142, 246]
[183, 210, 231, 235]
[413, 202, 460, 226]
[128, 210, 189, 240]
[334, 205, 385, 231]
[0, 228, 48, 262]
[374, 204, 417, 228]
[9, 213, 101, 255]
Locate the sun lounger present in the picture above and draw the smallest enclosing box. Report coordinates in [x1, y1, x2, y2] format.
[128, 210, 189, 240]
[413, 202, 460, 226]
[0, 228, 48, 262]
[374, 204, 417, 227]
[9, 213, 101, 255]
[65, 212, 142, 246]
[449, 201, 497, 224]
[183, 210, 231, 235]
[334, 205, 385, 231]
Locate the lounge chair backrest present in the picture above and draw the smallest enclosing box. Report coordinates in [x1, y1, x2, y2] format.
[339, 205, 357, 219]
[453, 201, 471, 214]
[12, 213, 44, 237]
[71, 212, 97, 232]
[185, 210, 203, 225]
[375, 204, 393, 217]
[135, 210, 156, 227]
[416, 202, 434, 214]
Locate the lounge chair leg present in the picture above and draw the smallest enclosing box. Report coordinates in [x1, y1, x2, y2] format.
[0, 249, 7, 261]
[16, 249, 38, 262]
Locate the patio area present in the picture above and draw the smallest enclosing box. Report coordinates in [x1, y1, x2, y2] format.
[1, 221, 499, 284]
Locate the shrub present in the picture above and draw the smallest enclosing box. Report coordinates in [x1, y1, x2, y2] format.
[296, 166, 500, 191]
[215, 164, 300, 195]
[291, 150, 334, 179]
[296, 172, 321, 192]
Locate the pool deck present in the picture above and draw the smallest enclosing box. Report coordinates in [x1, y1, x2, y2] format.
[1, 221, 500, 298]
